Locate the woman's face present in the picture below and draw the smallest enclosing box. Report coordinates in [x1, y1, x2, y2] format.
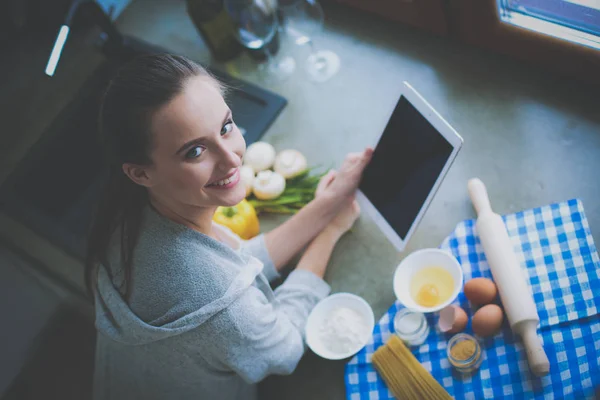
[144, 76, 247, 209]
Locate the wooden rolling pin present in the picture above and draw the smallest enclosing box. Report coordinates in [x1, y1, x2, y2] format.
[468, 178, 550, 377]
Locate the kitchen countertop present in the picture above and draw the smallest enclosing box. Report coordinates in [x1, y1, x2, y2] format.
[1, 0, 599, 399]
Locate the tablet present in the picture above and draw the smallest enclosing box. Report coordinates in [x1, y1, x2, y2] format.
[357, 82, 463, 252]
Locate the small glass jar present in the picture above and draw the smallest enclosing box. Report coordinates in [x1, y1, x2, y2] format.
[393, 309, 430, 346]
[447, 333, 483, 373]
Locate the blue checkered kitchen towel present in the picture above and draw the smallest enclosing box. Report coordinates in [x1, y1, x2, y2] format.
[345, 199, 600, 399]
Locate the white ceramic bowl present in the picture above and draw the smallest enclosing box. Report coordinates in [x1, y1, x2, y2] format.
[305, 293, 375, 360]
[393, 248, 463, 313]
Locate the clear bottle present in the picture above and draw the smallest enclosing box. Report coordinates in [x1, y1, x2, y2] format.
[186, 0, 244, 62]
[447, 333, 483, 374]
[393, 309, 430, 346]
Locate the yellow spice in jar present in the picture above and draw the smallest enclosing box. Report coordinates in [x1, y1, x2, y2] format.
[450, 340, 476, 361]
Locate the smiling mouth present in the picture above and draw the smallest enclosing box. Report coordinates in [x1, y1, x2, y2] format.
[206, 169, 239, 188]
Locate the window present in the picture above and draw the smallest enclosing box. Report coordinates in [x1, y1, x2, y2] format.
[334, 0, 600, 83]
[498, 0, 600, 50]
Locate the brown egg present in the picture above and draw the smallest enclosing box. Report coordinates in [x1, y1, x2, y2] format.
[472, 304, 504, 337]
[438, 305, 468, 334]
[464, 278, 498, 306]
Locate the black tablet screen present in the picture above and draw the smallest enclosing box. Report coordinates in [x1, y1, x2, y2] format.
[359, 96, 454, 239]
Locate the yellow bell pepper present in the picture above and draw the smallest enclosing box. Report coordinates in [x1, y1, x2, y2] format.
[213, 199, 260, 240]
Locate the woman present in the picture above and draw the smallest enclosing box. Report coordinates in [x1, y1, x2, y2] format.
[88, 53, 372, 400]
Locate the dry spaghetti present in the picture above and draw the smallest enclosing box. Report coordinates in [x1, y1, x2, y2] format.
[372, 335, 452, 400]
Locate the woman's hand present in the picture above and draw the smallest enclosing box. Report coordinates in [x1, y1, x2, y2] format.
[315, 169, 337, 198]
[263, 147, 372, 271]
[316, 148, 373, 206]
[327, 198, 360, 235]
[296, 198, 360, 279]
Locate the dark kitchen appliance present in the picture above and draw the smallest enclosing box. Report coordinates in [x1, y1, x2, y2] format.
[0, 1, 287, 260]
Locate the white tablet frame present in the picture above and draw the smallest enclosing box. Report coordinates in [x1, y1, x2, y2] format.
[357, 81, 463, 252]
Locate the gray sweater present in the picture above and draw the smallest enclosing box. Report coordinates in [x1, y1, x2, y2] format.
[92, 207, 331, 400]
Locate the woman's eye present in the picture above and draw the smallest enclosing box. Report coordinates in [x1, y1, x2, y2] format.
[221, 120, 234, 136]
[185, 146, 204, 159]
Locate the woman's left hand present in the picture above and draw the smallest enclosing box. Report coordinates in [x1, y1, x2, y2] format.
[327, 197, 360, 235]
[316, 148, 373, 208]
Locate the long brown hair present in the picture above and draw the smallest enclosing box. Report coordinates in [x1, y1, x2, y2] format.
[86, 54, 217, 300]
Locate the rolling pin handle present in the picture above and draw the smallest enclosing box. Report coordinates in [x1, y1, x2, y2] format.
[522, 326, 550, 377]
[468, 178, 492, 215]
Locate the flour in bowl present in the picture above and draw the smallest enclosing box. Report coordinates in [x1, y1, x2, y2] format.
[319, 307, 369, 354]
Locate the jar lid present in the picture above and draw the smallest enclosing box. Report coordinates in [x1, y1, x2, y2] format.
[447, 333, 482, 368]
[394, 309, 427, 336]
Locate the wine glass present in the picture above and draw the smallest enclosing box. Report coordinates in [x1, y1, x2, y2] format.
[224, 0, 295, 81]
[280, 0, 340, 82]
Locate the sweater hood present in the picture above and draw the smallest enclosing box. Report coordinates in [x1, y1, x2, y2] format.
[94, 251, 263, 346]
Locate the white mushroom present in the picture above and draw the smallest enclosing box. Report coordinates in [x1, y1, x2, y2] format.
[243, 141, 276, 173]
[252, 170, 286, 200]
[239, 166, 255, 197]
[274, 149, 308, 179]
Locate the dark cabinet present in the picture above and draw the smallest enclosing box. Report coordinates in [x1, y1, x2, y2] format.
[331, 0, 448, 35]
